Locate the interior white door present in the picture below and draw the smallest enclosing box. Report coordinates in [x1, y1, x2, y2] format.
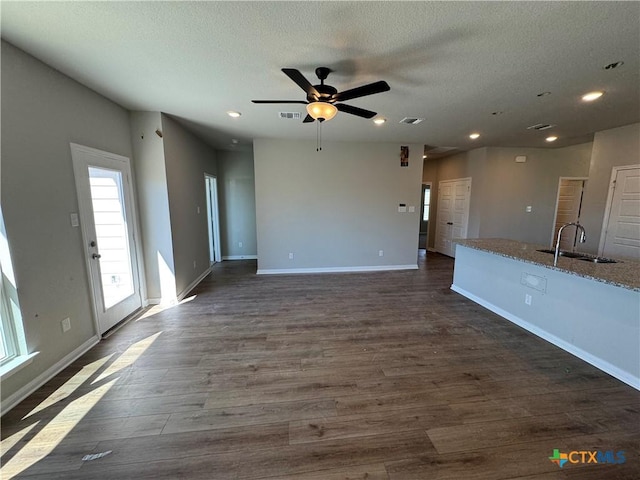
[435, 178, 471, 257]
[71, 144, 142, 334]
[552, 179, 587, 249]
[601, 166, 640, 260]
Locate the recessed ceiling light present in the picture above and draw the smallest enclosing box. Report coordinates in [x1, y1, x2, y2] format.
[469, 133, 480, 140]
[227, 111, 241, 118]
[582, 91, 604, 102]
[373, 118, 386, 125]
[545, 135, 558, 142]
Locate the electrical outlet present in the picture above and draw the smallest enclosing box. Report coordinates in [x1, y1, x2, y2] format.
[239, 241, 243, 248]
[193, 260, 196, 269]
[525, 294, 532, 306]
[197, 206, 200, 214]
[61, 317, 71, 333]
[379, 250, 384, 257]
[288, 252, 294, 260]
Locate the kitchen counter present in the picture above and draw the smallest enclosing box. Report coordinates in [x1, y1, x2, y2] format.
[455, 238, 640, 291]
[451, 239, 640, 390]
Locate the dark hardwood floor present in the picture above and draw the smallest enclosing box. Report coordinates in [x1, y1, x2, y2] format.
[1, 251, 638, 479]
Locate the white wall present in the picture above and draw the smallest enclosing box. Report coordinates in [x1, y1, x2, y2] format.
[1, 41, 133, 403]
[425, 143, 593, 248]
[130, 112, 175, 303]
[217, 150, 257, 259]
[580, 123, 640, 254]
[161, 115, 218, 298]
[254, 140, 423, 272]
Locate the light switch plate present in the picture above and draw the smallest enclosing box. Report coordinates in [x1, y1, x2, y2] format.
[70, 213, 79, 227]
[408, 206, 415, 213]
[398, 206, 407, 213]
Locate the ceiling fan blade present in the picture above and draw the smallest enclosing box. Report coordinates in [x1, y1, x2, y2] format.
[332, 80, 390, 102]
[282, 68, 320, 99]
[336, 103, 377, 119]
[302, 114, 315, 123]
[252, 100, 308, 104]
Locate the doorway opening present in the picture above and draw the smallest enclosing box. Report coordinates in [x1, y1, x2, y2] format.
[551, 177, 588, 249]
[205, 174, 222, 266]
[419, 183, 432, 250]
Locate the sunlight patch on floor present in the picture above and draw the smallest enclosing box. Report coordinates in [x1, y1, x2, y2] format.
[22, 355, 114, 420]
[93, 331, 162, 383]
[0, 379, 117, 479]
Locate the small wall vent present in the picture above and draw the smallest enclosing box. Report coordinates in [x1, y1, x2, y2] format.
[399, 117, 424, 125]
[526, 123, 556, 131]
[279, 112, 301, 120]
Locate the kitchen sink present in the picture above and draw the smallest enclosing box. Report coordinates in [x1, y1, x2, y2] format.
[536, 249, 618, 264]
[576, 256, 618, 264]
[537, 249, 584, 258]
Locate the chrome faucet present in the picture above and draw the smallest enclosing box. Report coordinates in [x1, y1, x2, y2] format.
[554, 222, 586, 266]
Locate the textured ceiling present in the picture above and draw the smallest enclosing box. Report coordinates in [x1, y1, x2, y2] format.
[1, 1, 639, 153]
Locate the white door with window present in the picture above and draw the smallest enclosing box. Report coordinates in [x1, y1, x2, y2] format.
[600, 165, 640, 260]
[435, 178, 472, 257]
[71, 144, 142, 334]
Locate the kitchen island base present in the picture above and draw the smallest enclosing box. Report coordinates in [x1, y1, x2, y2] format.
[452, 243, 639, 390]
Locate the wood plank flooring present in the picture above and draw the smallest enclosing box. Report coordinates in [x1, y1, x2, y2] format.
[1, 251, 639, 479]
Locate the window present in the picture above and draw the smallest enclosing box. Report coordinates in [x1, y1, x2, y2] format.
[422, 185, 431, 221]
[0, 205, 32, 377]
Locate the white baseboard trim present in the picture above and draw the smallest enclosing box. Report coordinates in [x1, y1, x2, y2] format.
[146, 297, 161, 305]
[257, 264, 419, 275]
[1, 335, 101, 416]
[177, 267, 212, 302]
[223, 255, 258, 260]
[451, 284, 640, 390]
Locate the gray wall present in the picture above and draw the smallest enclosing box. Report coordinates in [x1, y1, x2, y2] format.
[580, 123, 640, 254]
[1, 41, 133, 403]
[254, 140, 423, 271]
[424, 143, 593, 248]
[217, 150, 257, 259]
[130, 112, 175, 302]
[161, 115, 217, 298]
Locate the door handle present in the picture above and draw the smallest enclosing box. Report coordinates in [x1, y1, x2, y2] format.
[92, 253, 102, 259]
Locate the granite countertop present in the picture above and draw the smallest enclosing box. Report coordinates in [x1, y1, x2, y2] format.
[455, 238, 640, 292]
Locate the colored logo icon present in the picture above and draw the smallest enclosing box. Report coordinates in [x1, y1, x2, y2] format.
[549, 449, 568, 468]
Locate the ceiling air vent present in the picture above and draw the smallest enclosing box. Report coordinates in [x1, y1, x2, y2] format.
[399, 117, 424, 125]
[279, 112, 301, 120]
[526, 123, 556, 131]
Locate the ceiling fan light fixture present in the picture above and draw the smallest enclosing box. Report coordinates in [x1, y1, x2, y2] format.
[469, 132, 480, 140]
[306, 102, 338, 121]
[373, 118, 386, 125]
[227, 111, 241, 118]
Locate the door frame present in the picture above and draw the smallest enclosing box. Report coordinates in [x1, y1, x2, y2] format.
[205, 173, 222, 265]
[598, 164, 640, 256]
[550, 176, 588, 246]
[71, 143, 145, 335]
[419, 182, 432, 250]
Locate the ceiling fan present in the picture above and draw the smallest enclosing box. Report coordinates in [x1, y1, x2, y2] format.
[252, 67, 390, 123]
